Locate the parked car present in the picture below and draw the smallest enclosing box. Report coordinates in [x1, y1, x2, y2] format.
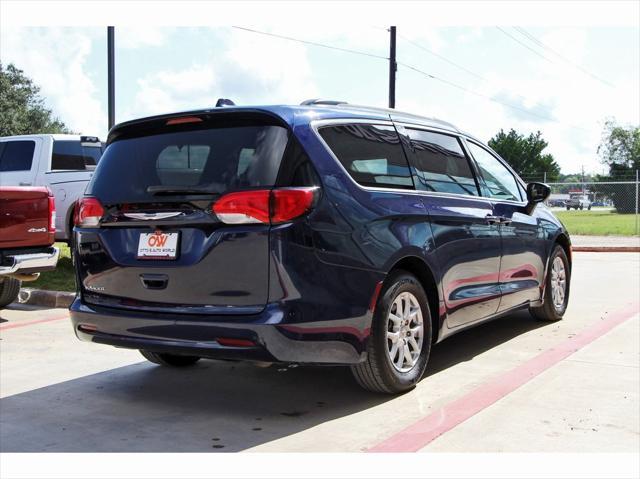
[69, 101, 571, 393]
[0, 134, 104, 243]
[565, 193, 591, 210]
[0, 187, 59, 307]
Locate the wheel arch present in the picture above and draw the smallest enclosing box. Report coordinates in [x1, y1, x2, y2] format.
[554, 232, 572, 271]
[387, 255, 442, 344]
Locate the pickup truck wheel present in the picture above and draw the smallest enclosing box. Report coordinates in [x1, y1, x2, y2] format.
[351, 271, 432, 394]
[0, 278, 21, 308]
[140, 350, 200, 367]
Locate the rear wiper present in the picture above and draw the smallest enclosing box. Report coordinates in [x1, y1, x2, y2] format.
[147, 185, 222, 196]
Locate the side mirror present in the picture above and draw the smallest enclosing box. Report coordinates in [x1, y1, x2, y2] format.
[525, 182, 551, 214]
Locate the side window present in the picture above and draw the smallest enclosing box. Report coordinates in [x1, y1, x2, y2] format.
[467, 142, 522, 202]
[319, 124, 413, 189]
[276, 136, 320, 187]
[406, 129, 479, 196]
[52, 141, 103, 171]
[0, 141, 35, 172]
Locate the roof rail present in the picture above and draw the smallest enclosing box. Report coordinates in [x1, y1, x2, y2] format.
[300, 99, 348, 106]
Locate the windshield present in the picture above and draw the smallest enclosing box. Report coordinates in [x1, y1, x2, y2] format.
[87, 123, 289, 203]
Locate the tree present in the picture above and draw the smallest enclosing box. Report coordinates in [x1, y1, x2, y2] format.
[597, 119, 640, 213]
[488, 129, 561, 182]
[0, 62, 71, 136]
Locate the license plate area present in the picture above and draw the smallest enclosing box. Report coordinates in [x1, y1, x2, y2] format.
[137, 232, 179, 260]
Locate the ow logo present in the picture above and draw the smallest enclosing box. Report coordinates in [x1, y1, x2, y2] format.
[147, 233, 168, 248]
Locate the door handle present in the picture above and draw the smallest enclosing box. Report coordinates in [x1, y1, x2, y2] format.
[19, 182, 32, 186]
[500, 217, 512, 225]
[485, 215, 501, 225]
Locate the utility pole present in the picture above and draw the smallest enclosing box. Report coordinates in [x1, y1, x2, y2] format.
[388, 26, 397, 109]
[107, 26, 115, 130]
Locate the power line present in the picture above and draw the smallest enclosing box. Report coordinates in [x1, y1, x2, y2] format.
[232, 26, 388, 61]
[397, 34, 535, 107]
[513, 27, 616, 88]
[397, 33, 487, 82]
[495, 26, 558, 65]
[397, 61, 590, 132]
[233, 25, 591, 132]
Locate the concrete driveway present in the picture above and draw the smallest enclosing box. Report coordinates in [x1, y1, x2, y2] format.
[0, 252, 638, 452]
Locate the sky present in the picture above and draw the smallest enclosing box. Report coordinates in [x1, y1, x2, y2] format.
[1, 25, 638, 175]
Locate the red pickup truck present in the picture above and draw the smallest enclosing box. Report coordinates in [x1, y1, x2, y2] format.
[0, 187, 60, 308]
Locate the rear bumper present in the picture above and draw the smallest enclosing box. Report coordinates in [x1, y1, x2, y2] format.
[0, 247, 59, 276]
[69, 299, 368, 365]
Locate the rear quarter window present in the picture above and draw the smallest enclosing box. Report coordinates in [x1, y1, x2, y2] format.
[0, 140, 35, 172]
[319, 124, 413, 189]
[52, 141, 103, 171]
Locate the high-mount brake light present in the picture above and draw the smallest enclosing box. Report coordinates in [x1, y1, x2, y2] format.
[165, 116, 203, 126]
[74, 197, 105, 227]
[213, 187, 318, 225]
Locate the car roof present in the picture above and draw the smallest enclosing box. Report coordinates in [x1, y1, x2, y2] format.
[0, 134, 98, 141]
[108, 103, 464, 140]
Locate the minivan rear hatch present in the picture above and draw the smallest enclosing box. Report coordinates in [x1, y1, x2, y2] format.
[76, 111, 291, 314]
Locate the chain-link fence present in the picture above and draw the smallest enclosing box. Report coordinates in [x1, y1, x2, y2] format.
[539, 178, 640, 236]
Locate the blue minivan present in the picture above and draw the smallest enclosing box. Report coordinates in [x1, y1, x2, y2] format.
[70, 100, 571, 393]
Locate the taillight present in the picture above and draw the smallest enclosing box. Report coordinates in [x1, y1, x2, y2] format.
[48, 195, 56, 233]
[213, 187, 318, 225]
[74, 197, 105, 227]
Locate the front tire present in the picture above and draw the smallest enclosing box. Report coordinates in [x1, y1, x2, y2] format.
[0, 278, 21, 309]
[531, 245, 570, 322]
[140, 350, 200, 367]
[351, 271, 432, 394]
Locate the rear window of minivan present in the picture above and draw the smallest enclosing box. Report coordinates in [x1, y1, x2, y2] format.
[87, 122, 289, 203]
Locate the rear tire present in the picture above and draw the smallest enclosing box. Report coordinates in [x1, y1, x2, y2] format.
[140, 350, 200, 367]
[0, 278, 21, 309]
[351, 271, 432, 394]
[530, 245, 570, 322]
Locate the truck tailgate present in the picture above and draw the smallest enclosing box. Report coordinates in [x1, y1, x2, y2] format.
[0, 187, 55, 249]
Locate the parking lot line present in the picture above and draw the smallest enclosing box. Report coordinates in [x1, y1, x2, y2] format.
[368, 302, 640, 453]
[0, 313, 69, 331]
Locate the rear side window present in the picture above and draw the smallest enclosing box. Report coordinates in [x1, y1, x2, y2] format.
[87, 123, 289, 203]
[319, 124, 413, 189]
[406, 129, 478, 196]
[52, 141, 103, 171]
[0, 140, 35, 172]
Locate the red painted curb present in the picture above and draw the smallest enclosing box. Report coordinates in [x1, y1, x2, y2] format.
[0, 313, 69, 331]
[368, 302, 640, 453]
[572, 246, 640, 253]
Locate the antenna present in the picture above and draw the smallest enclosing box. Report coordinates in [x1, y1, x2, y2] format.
[215, 98, 236, 107]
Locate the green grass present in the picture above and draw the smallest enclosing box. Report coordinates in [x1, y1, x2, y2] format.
[555, 209, 639, 236]
[28, 242, 76, 292]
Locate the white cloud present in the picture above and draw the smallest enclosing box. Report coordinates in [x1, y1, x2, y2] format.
[123, 28, 318, 120]
[117, 27, 176, 49]
[1, 27, 105, 137]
